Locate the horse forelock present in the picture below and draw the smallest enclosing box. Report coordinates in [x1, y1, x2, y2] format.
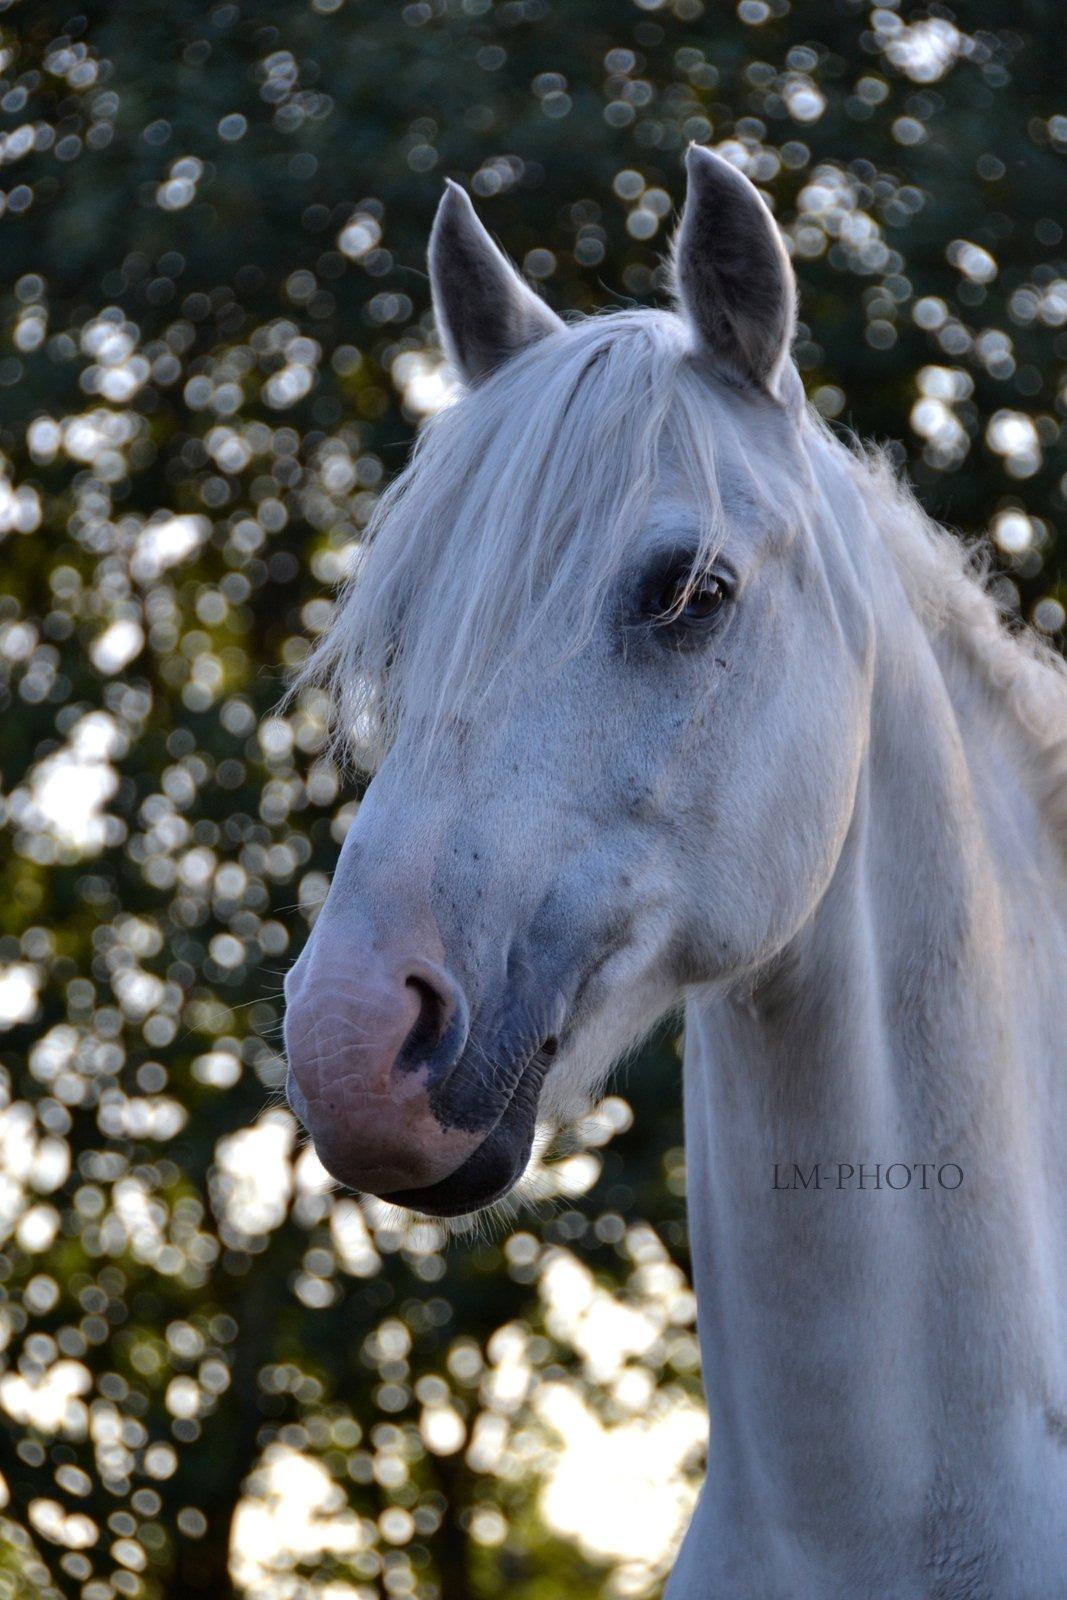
[296, 308, 740, 764]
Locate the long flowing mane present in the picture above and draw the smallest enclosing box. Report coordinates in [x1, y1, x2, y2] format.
[836, 435, 1067, 846]
[297, 307, 1067, 843]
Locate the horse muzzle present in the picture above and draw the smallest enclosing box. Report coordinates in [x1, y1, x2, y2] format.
[283, 932, 558, 1215]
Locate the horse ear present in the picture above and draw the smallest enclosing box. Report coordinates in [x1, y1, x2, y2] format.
[674, 145, 798, 405]
[428, 180, 564, 385]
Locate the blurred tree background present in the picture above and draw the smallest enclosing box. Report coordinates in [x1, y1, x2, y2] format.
[0, 0, 1063, 1597]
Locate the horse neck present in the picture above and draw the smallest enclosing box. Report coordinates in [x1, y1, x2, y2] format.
[681, 577, 1067, 1551]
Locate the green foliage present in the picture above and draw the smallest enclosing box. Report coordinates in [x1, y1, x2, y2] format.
[0, 1, 1062, 1596]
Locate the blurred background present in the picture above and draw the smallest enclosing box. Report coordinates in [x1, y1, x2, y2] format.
[0, 1, 1063, 1596]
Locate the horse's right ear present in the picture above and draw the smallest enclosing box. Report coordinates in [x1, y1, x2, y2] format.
[429, 181, 564, 386]
[674, 145, 798, 407]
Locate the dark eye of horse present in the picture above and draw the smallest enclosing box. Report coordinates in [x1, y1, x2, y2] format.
[658, 573, 726, 626]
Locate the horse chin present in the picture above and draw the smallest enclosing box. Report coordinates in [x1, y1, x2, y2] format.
[378, 1054, 546, 1218]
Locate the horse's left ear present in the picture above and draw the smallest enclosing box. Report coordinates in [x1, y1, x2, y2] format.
[674, 145, 799, 408]
[429, 180, 565, 385]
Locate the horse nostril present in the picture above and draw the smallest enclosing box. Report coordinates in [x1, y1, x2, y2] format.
[393, 961, 470, 1084]
[402, 976, 445, 1061]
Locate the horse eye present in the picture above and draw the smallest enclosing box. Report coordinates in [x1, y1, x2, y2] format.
[658, 573, 726, 626]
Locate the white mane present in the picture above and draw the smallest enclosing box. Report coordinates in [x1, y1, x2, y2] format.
[825, 431, 1067, 845]
[298, 306, 1067, 837]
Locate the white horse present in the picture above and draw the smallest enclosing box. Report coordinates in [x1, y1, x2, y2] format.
[284, 147, 1067, 1596]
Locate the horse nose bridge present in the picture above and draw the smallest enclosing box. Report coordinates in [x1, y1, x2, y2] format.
[302, 755, 586, 1020]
